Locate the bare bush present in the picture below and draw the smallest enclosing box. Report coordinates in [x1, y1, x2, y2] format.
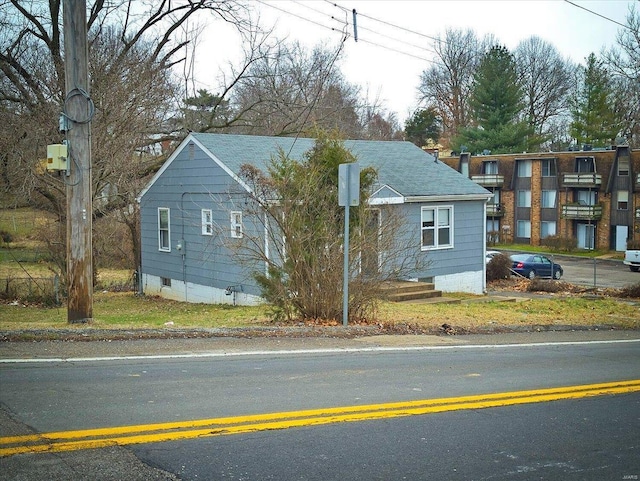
[486, 253, 512, 281]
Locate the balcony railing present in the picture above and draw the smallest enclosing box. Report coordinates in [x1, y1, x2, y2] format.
[471, 174, 504, 187]
[486, 203, 505, 217]
[561, 203, 602, 220]
[561, 172, 602, 188]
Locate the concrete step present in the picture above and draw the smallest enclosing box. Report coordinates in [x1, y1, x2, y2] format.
[380, 281, 442, 302]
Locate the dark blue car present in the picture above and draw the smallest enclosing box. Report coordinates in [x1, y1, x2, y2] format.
[510, 254, 563, 280]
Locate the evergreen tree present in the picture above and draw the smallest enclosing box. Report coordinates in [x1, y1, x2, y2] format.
[404, 108, 441, 147]
[570, 53, 622, 147]
[454, 45, 534, 154]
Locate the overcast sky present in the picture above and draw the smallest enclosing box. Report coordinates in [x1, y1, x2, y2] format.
[193, 0, 636, 123]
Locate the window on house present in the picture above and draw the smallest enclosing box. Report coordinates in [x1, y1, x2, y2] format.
[421, 206, 453, 250]
[230, 211, 243, 238]
[483, 161, 498, 175]
[618, 157, 630, 176]
[517, 220, 531, 238]
[517, 190, 531, 207]
[201, 209, 213, 235]
[542, 159, 556, 177]
[618, 191, 629, 210]
[541, 190, 557, 208]
[158, 208, 170, 251]
[517, 160, 532, 177]
[161, 277, 171, 287]
[541, 221, 556, 238]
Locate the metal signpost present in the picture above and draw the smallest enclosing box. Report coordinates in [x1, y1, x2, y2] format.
[338, 163, 360, 326]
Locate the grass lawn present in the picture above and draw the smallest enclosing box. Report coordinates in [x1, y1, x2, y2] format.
[1, 289, 639, 334]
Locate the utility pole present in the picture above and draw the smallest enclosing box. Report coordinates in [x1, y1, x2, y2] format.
[63, 0, 93, 323]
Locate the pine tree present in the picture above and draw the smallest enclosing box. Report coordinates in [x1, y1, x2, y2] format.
[454, 46, 535, 154]
[570, 53, 621, 147]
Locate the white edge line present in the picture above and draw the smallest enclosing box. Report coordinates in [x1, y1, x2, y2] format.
[1, 339, 639, 364]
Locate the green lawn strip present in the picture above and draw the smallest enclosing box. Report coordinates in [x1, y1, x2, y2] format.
[2, 292, 638, 332]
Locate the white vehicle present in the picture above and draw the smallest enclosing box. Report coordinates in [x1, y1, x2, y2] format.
[624, 248, 640, 272]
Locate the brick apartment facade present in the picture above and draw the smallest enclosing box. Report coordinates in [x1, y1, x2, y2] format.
[441, 145, 639, 251]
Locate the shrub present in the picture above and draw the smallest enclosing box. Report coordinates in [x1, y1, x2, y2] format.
[541, 235, 577, 252]
[527, 278, 563, 293]
[0, 230, 13, 243]
[486, 253, 512, 281]
[618, 282, 640, 298]
[627, 239, 640, 250]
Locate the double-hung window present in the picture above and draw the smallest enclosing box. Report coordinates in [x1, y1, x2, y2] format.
[158, 208, 170, 251]
[421, 206, 453, 250]
[230, 211, 243, 238]
[201, 209, 213, 235]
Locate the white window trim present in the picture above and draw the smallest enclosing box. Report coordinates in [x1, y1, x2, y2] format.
[231, 211, 243, 238]
[202, 209, 213, 235]
[421, 205, 454, 251]
[158, 207, 171, 252]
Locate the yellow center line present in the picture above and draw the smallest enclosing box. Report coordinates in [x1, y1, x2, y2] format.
[2, 379, 639, 457]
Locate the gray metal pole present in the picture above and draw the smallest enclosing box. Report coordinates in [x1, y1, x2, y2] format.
[342, 202, 350, 327]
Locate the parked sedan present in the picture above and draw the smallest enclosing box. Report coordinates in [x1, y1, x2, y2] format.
[510, 254, 563, 279]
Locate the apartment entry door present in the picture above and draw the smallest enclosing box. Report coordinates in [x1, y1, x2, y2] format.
[615, 225, 628, 252]
[577, 223, 595, 250]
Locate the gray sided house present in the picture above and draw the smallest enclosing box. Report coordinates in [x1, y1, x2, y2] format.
[137, 133, 492, 305]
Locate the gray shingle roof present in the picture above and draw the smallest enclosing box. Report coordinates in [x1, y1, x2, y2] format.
[191, 133, 489, 198]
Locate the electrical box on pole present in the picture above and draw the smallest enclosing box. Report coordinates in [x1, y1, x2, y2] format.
[46, 144, 68, 171]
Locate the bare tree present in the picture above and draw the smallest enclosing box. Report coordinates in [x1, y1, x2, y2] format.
[0, 0, 253, 275]
[514, 36, 575, 147]
[227, 40, 367, 138]
[603, 5, 640, 145]
[418, 28, 493, 148]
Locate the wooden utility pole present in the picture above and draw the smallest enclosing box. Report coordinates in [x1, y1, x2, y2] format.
[63, 0, 93, 323]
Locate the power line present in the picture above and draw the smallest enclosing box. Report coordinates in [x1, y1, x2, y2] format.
[255, 0, 347, 37]
[563, 0, 632, 31]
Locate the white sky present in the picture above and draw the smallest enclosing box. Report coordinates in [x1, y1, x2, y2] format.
[193, 0, 636, 124]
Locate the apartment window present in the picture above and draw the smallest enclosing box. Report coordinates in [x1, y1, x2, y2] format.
[542, 159, 556, 177]
[517, 190, 531, 208]
[421, 206, 453, 250]
[618, 157, 629, 176]
[158, 208, 170, 252]
[483, 161, 498, 175]
[517, 160, 532, 177]
[617, 191, 629, 210]
[576, 156, 595, 173]
[201, 209, 213, 235]
[541, 221, 557, 238]
[517, 220, 531, 238]
[577, 190, 596, 206]
[541, 190, 557, 208]
[230, 211, 243, 238]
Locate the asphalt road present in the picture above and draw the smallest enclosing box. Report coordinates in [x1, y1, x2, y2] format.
[1, 334, 639, 480]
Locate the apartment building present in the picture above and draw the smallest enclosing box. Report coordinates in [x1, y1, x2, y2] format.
[441, 145, 638, 251]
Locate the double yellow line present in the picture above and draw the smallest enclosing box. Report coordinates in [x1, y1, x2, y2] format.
[2, 379, 639, 457]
